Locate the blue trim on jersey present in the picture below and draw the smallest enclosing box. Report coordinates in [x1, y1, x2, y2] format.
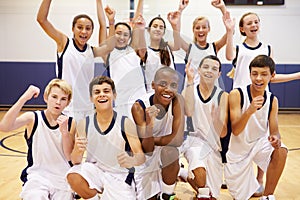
[20, 111, 38, 184]
[57, 38, 70, 79]
[120, 115, 135, 186]
[247, 85, 267, 108]
[242, 42, 262, 50]
[93, 111, 117, 135]
[72, 38, 87, 52]
[197, 85, 217, 103]
[41, 110, 59, 130]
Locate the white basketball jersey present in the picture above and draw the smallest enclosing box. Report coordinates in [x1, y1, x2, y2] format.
[233, 42, 271, 89]
[189, 86, 224, 151]
[107, 46, 147, 107]
[227, 86, 273, 163]
[24, 111, 72, 190]
[184, 42, 217, 87]
[57, 38, 94, 113]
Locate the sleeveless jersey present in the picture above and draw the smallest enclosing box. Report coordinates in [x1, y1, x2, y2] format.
[107, 46, 147, 107]
[233, 42, 271, 89]
[140, 95, 174, 137]
[184, 42, 217, 88]
[226, 85, 273, 163]
[143, 46, 176, 93]
[85, 111, 134, 184]
[57, 38, 94, 112]
[188, 86, 224, 152]
[21, 111, 72, 190]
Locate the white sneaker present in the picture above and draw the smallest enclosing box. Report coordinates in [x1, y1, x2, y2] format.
[267, 195, 276, 200]
[197, 187, 210, 198]
[259, 195, 276, 200]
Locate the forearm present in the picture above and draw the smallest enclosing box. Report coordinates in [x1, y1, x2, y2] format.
[70, 149, 84, 165]
[231, 109, 252, 136]
[37, 0, 51, 24]
[61, 132, 74, 161]
[172, 26, 181, 51]
[132, 152, 146, 166]
[271, 72, 300, 83]
[183, 84, 195, 116]
[154, 133, 183, 147]
[0, 96, 27, 131]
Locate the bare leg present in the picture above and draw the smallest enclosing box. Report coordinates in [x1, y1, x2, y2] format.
[264, 147, 287, 196]
[161, 146, 180, 185]
[67, 173, 98, 199]
[187, 167, 206, 192]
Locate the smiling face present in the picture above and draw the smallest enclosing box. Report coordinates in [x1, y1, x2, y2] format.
[250, 66, 274, 92]
[239, 13, 260, 38]
[198, 58, 221, 85]
[152, 68, 179, 107]
[90, 83, 116, 111]
[72, 17, 94, 49]
[115, 24, 131, 48]
[149, 18, 166, 42]
[192, 17, 210, 46]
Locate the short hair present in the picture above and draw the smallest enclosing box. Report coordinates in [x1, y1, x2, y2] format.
[72, 14, 94, 30]
[154, 67, 179, 82]
[249, 55, 275, 74]
[239, 12, 260, 36]
[44, 79, 72, 101]
[199, 55, 222, 72]
[89, 76, 116, 96]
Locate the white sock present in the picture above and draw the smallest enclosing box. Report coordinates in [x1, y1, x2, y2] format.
[178, 167, 188, 182]
[162, 182, 176, 195]
[197, 187, 210, 198]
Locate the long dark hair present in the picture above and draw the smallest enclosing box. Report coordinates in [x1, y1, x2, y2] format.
[148, 16, 171, 66]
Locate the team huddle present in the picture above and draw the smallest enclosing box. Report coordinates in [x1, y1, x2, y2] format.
[1, 0, 299, 199]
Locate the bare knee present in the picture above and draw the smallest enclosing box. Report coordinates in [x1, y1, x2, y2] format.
[161, 146, 179, 168]
[67, 173, 97, 199]
[192, 167, 206, 188]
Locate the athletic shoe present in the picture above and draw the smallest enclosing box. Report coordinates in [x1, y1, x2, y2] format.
[259, 195, 276, 200]
[158, 193, 176, 200]
[253, 184, 264, 197]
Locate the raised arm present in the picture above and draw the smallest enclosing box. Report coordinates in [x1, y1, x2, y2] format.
[117, 118, 146, 168]
[93, 6, 116, 60]
[37, 0, 68, 52]
[167, 10, 182, 51]
[0, 85, 39, 133]
[182, 61, 195, 116]
[211, 0, 228, 53]
[223, 11, 236, 61]
[154, 95, 185, 147]
[96, 0, 107, 45]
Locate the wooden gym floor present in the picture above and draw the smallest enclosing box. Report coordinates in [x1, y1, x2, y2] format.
[0, 111, 299, 200]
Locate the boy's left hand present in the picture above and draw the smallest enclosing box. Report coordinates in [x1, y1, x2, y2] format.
[269, 135, 281, 149]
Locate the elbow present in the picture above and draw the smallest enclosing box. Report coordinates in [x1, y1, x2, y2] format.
[231, 129, 240, 136]
[226, 54, 234, 61]
[172, 137, 184, 147]
[36, 16, 45, 26]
